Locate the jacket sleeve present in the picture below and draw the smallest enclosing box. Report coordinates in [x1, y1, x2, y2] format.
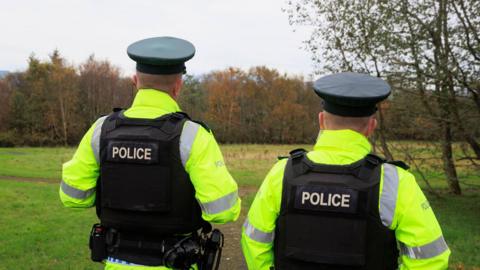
[181, 121, 241, 224]
[241, 159, 287, 270]
[60, 116, 106, 208]
[380, 164, 450, 270]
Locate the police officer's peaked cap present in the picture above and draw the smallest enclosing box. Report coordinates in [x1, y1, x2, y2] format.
[313, 72, 391, 117]
[127, 36, 195, 75]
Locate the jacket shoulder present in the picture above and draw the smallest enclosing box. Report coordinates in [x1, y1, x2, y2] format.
[386, 160, 410, 170]
[190, 119, 211, 132]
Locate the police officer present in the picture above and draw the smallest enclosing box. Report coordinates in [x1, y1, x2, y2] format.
[241, 72, 450, 270]
[60, 36, 241, 269]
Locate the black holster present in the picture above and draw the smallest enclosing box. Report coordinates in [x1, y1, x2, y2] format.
[89, 223, 107, 262]
[199, 229, 224, 270]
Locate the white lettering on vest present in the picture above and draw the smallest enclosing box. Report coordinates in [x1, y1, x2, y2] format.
[119, 147, 127, 158]
[320, 192, 328, 206]
[127, 147, 134, 159]
[331, 194, 341, 207]
[300, 192, 351, 208]
[112, 147, 119, 158]
[341, 194, 350, 207]
[144, 148, 152, 160]
[311, 193, 320, 205]
[111, 146, 153, 161]
[302, 191, 310, 204]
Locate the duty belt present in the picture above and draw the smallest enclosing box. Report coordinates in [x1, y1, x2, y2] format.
[105, 228, 189, 255]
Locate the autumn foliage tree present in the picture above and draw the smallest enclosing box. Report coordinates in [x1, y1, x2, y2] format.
[0, 52, 133, 146]
[189, 67, 319, 143]
[1, 54, 323, 146]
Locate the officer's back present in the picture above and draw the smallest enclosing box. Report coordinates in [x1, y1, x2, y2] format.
[241, 73, 450, 270]
[60, 37, 241, 270]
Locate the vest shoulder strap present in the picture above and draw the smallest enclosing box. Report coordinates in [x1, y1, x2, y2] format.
[289, 148, 309, 176]
[357, 154, 385, 181]
[101, 110, 190, 136]
[386, 160, 410, 170]
[168, 112, 210, 132]
[190, 119, 211, 132]
[287, 150, 388, 182]
[112, 107, 124, 113]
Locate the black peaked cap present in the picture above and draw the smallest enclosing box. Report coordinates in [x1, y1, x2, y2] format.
[313, 72, 391, 117]
[127, 36, 195, 75]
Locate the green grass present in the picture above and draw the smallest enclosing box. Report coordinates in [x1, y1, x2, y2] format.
[0, 180, 101, 270]
[0, 145, 479, 269]
[223, 144, 311, 187]
[0, 180, 478, 269]
[0, 147, 74, 179]
[430, 192, 480, 269]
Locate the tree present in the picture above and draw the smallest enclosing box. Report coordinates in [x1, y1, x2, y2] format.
[79, 55, 125, 127]
[200, 66, 318, 143]
[285, 0, 480, 194]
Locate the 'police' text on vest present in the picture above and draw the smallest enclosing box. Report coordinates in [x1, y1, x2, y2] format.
[294, 185, 358, 213]
[106, 141, 159, 164]
[112, 146, 152, 160]
[301, 191, 351, 207]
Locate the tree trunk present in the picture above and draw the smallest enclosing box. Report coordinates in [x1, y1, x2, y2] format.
[449, 92, 480, 159]
[377, 105, 394, 160]
[59, 94, 68, 146]
[440, 120, 462, 194]
[436, 0, 461, 195]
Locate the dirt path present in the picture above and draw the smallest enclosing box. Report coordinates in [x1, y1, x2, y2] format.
[1, 175, 256, 269]
[0, 175, 58, 183]
[214, 186, 258, 269]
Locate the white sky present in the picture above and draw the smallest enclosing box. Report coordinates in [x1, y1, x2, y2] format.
[1, 0, 314, 78]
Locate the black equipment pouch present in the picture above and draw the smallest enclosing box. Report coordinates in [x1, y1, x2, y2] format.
[163, 236, 202, 270]
[89, 223, 107, 262]
[200, 229, 224, 270]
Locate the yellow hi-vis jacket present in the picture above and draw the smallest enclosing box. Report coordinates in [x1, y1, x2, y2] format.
[60, 89, 241, 270]
[241, 129, 450, 270]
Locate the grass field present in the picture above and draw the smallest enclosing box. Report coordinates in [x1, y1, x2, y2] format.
[0, 146, 479, 269]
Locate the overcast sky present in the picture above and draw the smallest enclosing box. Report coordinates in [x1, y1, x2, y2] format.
[1, 0, 315, 78]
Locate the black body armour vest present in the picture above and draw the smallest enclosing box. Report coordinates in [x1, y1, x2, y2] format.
[274, 149, 399, 270]
[96, 110, 205, 235]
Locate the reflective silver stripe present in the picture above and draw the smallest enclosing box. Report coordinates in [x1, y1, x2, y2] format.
[61, 180, 95, 200]
[400, 236, 449, 259]
[179, 120, 200, 167]
[199, 190, 238, 215]
[91, 116, 108, 164]
[379, 164, 399, 227]
[243, 218, 275, 244]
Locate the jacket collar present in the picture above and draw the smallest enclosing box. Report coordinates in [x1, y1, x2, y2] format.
[130, 88, 181, 113]
[313, 129, 372, 161]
